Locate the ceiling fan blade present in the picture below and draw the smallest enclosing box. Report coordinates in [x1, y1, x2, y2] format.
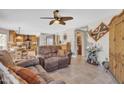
[49, 20, 55, 25]
[61, 17, 73, 21]
[40, 17, 54, 19]
[59, 20, 66, 25]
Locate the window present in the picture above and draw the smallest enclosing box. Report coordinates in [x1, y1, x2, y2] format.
[46, 35, 53, 45]
[0, 33, 7, 50]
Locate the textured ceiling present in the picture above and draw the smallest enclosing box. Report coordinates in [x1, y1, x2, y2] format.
[0, 9, 122, 35]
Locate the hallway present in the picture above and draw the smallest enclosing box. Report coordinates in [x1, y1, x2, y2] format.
[49, 56, 117, 84]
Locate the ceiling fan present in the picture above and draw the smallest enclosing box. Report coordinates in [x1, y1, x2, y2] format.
[40, 10, 73, 25]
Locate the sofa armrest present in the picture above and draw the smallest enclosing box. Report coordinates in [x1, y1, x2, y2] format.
[37, 55, 45, 59]
[37, 55, 45, 67]
[48, 80, 66, 84]
[35, 65, 54, 83]
[66, 51, 72, 56]
[16, 58, 39, 67]
[66, 51, 72, 65]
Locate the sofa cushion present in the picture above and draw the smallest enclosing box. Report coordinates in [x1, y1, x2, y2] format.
[58, 56, 69, 68]
[10, 66, 46, 84]
[39, 46, 51, 54]
[44, 57, 59, 71]
[48, 80, 65, 84]
[35, 65, 54, 83]
[25, 65, 54, 83]
[58, 56, 68, 61]
[43, 49, 51, 54]
[27, 66, 40, 75]
[48, 53, 52, 58]
[0, 50, 15, 67]
[45, 57, 58, 66]
[50, 52, 57, 57]
[9, 69, 28, 84]
[50, 46, 57, 53]
[44, 54, 51, 58]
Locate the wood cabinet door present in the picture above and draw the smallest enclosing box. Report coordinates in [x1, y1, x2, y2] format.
[115, 22, 122, 83]
[109, 11, 124, 83]
[120, 19, 124, 83]
[109, 25, 116, 75]
[121, 64, 124, 83]
[119, 63, 124, 83]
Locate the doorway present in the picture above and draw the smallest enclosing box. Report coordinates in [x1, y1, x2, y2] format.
[76, 32, 82, 55]
[74, 26, 88, 58]
[75, 31, 85, 57]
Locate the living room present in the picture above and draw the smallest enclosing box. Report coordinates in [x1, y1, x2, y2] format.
[0, 9, 124, 84]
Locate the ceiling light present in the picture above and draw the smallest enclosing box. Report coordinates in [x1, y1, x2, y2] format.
[16, 27, 23, 42]
[54, 20, 60, 24]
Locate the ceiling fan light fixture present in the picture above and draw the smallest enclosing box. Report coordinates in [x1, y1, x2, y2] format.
[40, 10, 73, 25]
[54, 20, 60, 24]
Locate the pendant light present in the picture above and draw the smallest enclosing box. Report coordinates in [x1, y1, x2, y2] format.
[16, 27, 23, 42]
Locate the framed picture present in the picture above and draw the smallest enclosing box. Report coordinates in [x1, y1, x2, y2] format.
[89, 22, 108, 41]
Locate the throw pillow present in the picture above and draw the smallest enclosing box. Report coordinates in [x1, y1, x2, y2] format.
[57, 49, 65, 57]
[10, 66, 46, 84]
[9, 69, 28, 84]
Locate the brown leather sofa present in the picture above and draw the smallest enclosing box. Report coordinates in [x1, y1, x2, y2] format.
[0, 50, 65, 84]
[16, 59, 65, 84]
[38, 46, 72, 72]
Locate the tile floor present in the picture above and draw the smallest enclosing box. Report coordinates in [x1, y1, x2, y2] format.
[49, 56, 117, 84]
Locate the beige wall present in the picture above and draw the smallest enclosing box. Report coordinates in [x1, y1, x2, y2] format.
[59, 28, 88, 57]
[58, 17, 110, 63]
[79, 31, 85, 57]
[59, 28, 76, 56]
[87, 17, 111, 63]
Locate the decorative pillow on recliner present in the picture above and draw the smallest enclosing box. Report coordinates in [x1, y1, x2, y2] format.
[57, 49, 65, 57]
[10, 66, 46, 84]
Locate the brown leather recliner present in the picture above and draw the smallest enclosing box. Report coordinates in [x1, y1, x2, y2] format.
[38, 46, 72, 72]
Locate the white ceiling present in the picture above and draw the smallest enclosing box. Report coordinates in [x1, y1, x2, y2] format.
[0, 9, 122, 35]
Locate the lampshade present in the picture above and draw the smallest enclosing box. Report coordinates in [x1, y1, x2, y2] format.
[16, 35, 23, 42]
[54, 20, 60, 24]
